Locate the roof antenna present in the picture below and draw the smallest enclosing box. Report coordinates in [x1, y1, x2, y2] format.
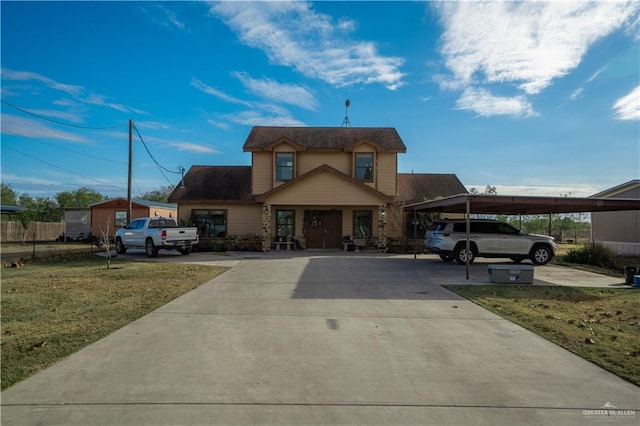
[341, 99, 351, 127]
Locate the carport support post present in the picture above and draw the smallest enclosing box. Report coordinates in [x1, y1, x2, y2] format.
[466, 197, 470, 280]
[413, 208, 417, 259]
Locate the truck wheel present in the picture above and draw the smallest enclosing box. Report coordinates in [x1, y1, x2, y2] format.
[145, 239, 158, 258]
[115, 238, 127, 254]
[179, 247, 192, 255]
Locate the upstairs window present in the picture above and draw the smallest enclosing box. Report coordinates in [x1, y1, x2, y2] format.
[276, 152, 294, 181]
[355, 153, 374, 182]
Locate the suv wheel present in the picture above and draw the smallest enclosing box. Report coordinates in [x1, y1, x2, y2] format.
[530, 245, 552, 265]
[454, 245, 475, 265]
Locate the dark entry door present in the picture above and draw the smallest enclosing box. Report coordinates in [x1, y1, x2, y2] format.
[305, 210, 342, 249]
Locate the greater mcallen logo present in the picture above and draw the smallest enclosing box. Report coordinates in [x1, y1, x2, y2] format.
[583, 402, 637, 422]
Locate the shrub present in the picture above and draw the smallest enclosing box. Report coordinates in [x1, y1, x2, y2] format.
[563, 244, 619, 271]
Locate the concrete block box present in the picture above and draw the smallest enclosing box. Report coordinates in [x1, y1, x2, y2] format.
[488, 264, 534, 284]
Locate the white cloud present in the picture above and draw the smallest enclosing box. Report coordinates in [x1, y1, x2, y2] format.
[140, 135, 218, 154]
[223, 110, 306, 127]
[164, 141, 219, 154]
[570, 66, 607, 100]
[456, 87, 536, 118]
[612, 86, 640, 120]
[435, 2, 639, 95]
[191, 77, 249, 105]
[2, 68, 146, 115]
[234, 72, 318, 110]
[1, 114, 89, 143]
[466, 184, 603, 198]
[207, 119, 230, 130]
[22, 108, 84, 123]
[136, 121, 171, 130]
[210, 1, 405, 90]
[192, 76, 306, 127]
[1, 68, 84, 96]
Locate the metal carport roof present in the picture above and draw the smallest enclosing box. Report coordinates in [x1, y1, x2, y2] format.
[403, 194, 640, 279]
[403, 194, 640, 215]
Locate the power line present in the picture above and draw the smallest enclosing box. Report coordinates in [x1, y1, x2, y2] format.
[1, 100, 128, 130]
[2, 145, 127, 192]
[2, 129, 126, 165]
[133, 125, 180, 187]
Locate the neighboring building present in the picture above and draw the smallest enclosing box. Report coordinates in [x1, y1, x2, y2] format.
[90, 198, 177, 239]
[590, 180, 640, 256]
[59, 208, 91, 242]
[169, 126, 466, 252]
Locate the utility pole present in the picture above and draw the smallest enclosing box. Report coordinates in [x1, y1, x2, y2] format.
[127, 119, 133, 225]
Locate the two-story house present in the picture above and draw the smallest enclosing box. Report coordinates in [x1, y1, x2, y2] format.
[168, 126, 466, 251]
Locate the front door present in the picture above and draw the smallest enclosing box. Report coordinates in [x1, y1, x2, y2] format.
[305, 210, 342, 249]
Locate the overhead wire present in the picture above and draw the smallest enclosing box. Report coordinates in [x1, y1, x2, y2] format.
[2, 129, 127, 165]
[2, 100, 182, 192]
[1, 100, 129, 130]
[133, 125, 181, 187]
[2, 145, 128, 193]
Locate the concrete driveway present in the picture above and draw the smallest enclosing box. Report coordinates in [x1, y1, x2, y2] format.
[2, 251, 638, 425]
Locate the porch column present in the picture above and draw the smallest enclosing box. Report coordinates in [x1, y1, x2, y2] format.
[262, 203, 272, 252]
[378, 204, 388, 252]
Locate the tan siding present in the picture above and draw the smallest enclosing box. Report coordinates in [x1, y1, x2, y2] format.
[228, 205, 263, 234]
[265, 172, 385, 205]
[298, 152, 351, 175]
[252, 152, 272, 194]
[376, 153, 397, 195]
[177, 203, 262, 235]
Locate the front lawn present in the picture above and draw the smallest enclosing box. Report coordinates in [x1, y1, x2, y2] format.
[1, 255, 228, 390]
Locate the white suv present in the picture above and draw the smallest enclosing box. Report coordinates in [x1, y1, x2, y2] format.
[424, 219, 556, 265]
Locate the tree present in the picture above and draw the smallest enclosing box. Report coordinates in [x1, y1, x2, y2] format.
[469, 185, 497, 195]
[1, 183, 18, 205]
[56, 187, 106, 209]
[138, 185, 176, 203]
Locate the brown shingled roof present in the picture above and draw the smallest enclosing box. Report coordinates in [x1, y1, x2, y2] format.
[168, 166, 254, 203]
[243, 126, 407, 152]
[396, 173, 468, 204]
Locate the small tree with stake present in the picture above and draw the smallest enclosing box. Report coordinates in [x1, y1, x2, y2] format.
[98, 218, 114, 270]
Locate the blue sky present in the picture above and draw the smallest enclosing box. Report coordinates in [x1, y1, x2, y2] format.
[1, 1, 639, 200]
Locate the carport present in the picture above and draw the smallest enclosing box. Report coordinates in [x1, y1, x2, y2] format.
[404, 194, 640, 279]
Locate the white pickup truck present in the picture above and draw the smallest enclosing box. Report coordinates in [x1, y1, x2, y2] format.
[114, 217, 199, 257]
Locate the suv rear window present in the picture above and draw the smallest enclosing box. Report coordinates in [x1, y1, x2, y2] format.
[429, 222, 448, 232]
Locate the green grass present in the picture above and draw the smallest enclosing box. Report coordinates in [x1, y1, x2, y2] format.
[445, 285, 640, 386]
[1, 255, 228, 390]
